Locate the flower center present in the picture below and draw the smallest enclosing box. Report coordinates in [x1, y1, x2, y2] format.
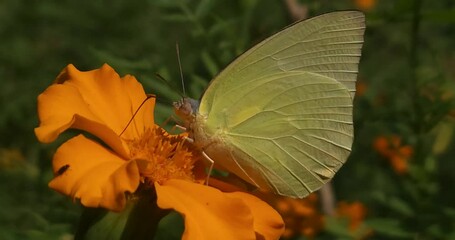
[125, 126, 202, 185]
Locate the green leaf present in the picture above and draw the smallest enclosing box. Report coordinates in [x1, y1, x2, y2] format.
[189, 74, 209, 97]
[432, 120, 454, 155]
[366, 218, 413, 238]
[161, 14, 190, 22]
[201, 50, 219, 77]
[153, 212, 184, 240]
[387, 197, 415, 217]
[195, 0, 215, 18]
[75, 189, 169, 240]
[423, 9, 455, 23]
[141, 74, 182, 101]
[324, 216, 351, 238]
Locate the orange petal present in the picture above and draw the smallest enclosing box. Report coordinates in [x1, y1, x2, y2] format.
[49, 134, 140, 211]
[399, 145, 413, 158]
[35, 64, 154, 158]
[390, 155, 408, 174]
[225, 192, 285, 240]
[336, 201, 368, 231]
[355, 80, 367, 97]
[209, 178, 284, 239]
[373, 136, 389, 156]
[155, 179, 257, 240]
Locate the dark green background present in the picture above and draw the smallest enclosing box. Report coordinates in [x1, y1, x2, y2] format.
[1, 0, 454, 239]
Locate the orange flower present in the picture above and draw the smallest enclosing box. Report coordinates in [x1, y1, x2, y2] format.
[373, 135, 413, 174]
[354, 0, 376, 11]
[356, 80, 368, 97]
[373, 136, 392, 157]
[336, 201, 372, 239]
[263, 193, 324, 239]
[336, 201, 367, 231]
[35, 64, 284, 239]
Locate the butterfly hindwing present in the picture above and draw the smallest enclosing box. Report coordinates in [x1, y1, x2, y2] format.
[223, 72, 353, 197]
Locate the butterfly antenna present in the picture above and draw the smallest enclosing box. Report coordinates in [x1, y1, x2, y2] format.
[119, 94, 156, 137]
[154, 73, 184, 98]
[176, 43, 186, 97]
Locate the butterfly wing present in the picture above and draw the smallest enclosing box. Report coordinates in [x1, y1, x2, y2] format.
[197, 11, 365, 197]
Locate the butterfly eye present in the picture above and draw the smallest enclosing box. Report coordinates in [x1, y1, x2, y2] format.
[172, 99, 183, 110]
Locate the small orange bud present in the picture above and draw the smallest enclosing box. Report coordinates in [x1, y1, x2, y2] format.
[336, 201, 368, 231]
[399, 145, 414, 158]
[373, 136, 389, 154]
[390, 155, 408, 174]
[356, 81, 368, 96]
[354, 0, 376, 11]
[276, 199, 292, 213]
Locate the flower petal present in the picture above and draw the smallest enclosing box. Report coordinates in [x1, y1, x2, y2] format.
[226, 192, 285, 240]
[35, 64, 155, 158]
[155, 179, 257, 240]
[208, 178, 285, 239]
[49, 134, 140, 211]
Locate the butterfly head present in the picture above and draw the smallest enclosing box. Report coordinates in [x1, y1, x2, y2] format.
[173, 97, 200, 123]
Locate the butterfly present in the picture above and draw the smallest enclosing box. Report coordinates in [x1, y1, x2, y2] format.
[174, 11, 365, 198]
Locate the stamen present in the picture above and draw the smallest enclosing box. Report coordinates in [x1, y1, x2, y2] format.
[125, 126, 203, 185]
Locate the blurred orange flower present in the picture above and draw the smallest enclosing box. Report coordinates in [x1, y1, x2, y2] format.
[264, 193, 324, 239]
[35, 64, 284, 239]
[354, 0, 376, 11]
[356, 80, 368, 97]
[336, 201, 372, 239]
[373, 135, 413, 174]
[336, 201, 367, 231]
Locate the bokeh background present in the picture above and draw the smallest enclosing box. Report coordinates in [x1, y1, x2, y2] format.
[1, 0, 454, 239]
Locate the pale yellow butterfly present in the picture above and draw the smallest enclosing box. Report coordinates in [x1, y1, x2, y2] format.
[174, 11, 365, 198]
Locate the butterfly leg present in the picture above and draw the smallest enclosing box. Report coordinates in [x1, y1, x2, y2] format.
[162, 114, 182, 127]
[161, 115, 173, 128]
[174, 124, 187, 131]
[183, 136, 194, 144]
[202, 151, 214, 185]
[161, 114, 187, 134]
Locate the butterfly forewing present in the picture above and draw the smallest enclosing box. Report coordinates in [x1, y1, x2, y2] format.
[199, 11, 365, 115]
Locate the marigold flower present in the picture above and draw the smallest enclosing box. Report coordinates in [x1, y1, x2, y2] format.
[356, 80, 368, 97]
[373, 135, 413, 175]
[35, 64, 284, 239]
[354, 0, 376, 11]
[262, 193, 324, 239]
[336, 201, 367, 231]
[373, 136, 392, 157]
[336, 201, 372, 239]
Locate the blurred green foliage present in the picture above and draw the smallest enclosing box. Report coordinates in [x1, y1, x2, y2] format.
[0, 0, 454, 239]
